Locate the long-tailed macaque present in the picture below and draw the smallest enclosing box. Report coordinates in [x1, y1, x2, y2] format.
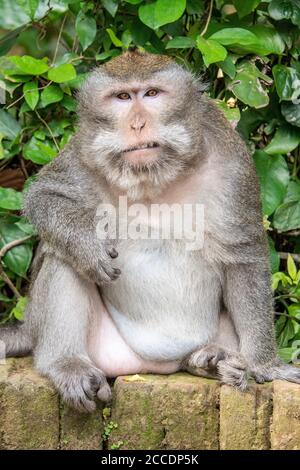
[1, 50, 299, 412]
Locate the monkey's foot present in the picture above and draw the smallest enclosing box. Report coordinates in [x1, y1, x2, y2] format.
[187, 344, 227, 369]
[47, 356, 112, 412]
[217, 357, 248, 390]
[250, 361, 300, 385]
[185, 347, 248, 389]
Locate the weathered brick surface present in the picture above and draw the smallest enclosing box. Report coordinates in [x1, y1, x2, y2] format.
[271, 380, 300, 450]
[219, 383, 272, 450]
[1, 359, 300, 450]
[0, 357, 59, 450]
[109, 373, 220, 450]
[60, 404, 103, 450]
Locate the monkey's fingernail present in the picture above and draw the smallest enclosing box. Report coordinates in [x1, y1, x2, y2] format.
[108, 248, 118, 258]
[114, 268, 121, 275]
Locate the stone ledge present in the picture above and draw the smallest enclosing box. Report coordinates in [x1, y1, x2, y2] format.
[0, 358, 299, 450]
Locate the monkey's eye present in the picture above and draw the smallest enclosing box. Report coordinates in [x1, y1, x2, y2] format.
[117, 92, 131, 100]
[145, 89, 159, 97]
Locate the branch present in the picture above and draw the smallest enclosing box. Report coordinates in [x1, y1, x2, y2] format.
[0, 236, 32, 298]
[200, 0, 214, 37]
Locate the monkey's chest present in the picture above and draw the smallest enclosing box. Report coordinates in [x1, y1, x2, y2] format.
[100, 240, 223, 362]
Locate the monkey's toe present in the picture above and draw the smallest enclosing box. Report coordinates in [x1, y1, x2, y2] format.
[217, 357, 248, 390]
[48, 356, 111, 413]
[187, 344, 227, 369]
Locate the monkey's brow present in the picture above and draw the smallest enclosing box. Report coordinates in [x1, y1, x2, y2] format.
[103, 83, 168, 98]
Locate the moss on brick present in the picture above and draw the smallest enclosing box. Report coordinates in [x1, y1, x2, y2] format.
[271, 380, 300, 450]
[0, 358, 59, 450]
[109, 373, 220, 450]
[219, 383, 272, 450]
[60, 403, 104, 450]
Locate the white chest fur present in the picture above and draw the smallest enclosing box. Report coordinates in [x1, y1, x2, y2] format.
[101, 239, 223, 361]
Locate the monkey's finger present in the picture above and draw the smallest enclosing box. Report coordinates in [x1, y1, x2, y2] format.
[106, 247, 118, 258]
[102, 265, 121, 281]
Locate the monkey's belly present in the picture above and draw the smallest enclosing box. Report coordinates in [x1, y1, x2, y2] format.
[88, 299, 181, 377]
[99, 241, 223, 363]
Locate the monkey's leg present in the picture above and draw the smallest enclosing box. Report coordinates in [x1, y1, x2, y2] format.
[225, 263, 300, 385]
[30, 255, 111, 412]
[184, 312, 248, 389]
[0, 324, 32, 357]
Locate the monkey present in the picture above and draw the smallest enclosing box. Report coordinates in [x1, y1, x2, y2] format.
[1, 50, 299, 412]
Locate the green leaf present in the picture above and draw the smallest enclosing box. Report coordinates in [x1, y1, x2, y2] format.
[41, 84, 64, 107]
[0, 109, 21, 140]
[287, 253, 297, 281]
[139, 0, 186, 30]
[61, 95, 77, 112]
[0, 220, 32, 276]
[10, 296, 28, 321]
[209, 26, 284, 55]
[274, 201, 300, 231]
[0, 0, 31, 29]
[75, 12, 97, 51]
[217, 55, 236, 79]
[7, 55, 49, 75]
[265, 125, 300, 155]
[48, 64, 77, 83]
[196, 36, 227, 67]
[268, 236, 280, 274]
[278, 347, 295, 362]
[106, 28, 123, 47]
[284, 181, 300, 203]
[102, 0, 119, 16]
[23, 136, 57, 164]
[0, 187, 23, 210]
[282, 102, 300, 128]
[230, 62, 271, 109]
[214, 99, 240, 125]
[245, 25, 285, 55]
[209, 28, 257, 46]
[273, 65, 300, 102]
[233, 0, 261, 18]
[124, 0, 142, 3]
[253, 150, 289, 216]
[17, 0, 39, 19]
[23, 80, 39, 110]
[166, 36, 195, 49]
[269, 0, 300, 27]
[130, 18, 152, 46]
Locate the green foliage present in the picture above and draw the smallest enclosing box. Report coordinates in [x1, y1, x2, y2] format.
[0, 0, 299, 358]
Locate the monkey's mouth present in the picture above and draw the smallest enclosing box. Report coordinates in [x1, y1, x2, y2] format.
[122, 142, 160, 153]
[121, 142, 160, 166]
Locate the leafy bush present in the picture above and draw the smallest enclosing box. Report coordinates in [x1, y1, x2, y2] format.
[0, 0, 299, 360]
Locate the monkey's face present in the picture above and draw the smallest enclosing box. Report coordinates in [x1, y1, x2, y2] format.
[78, 60, 203, 197]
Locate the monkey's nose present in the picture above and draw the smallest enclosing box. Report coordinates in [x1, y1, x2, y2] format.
[130, 119, 146, 133]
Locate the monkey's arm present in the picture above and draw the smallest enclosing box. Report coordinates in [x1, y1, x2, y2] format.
[23, 150, 119, 284]
[224, 257, 277, 365]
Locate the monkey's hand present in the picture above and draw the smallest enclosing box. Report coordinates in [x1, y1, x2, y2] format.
[68, 236, 121, 285]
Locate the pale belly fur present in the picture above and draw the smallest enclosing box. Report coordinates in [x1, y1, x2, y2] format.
[88, 240, 224, 377]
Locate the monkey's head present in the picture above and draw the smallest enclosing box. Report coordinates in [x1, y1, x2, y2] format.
[77, 50, 205, 198]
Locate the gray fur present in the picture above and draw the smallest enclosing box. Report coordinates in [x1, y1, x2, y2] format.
[1, 51, 299, 412]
